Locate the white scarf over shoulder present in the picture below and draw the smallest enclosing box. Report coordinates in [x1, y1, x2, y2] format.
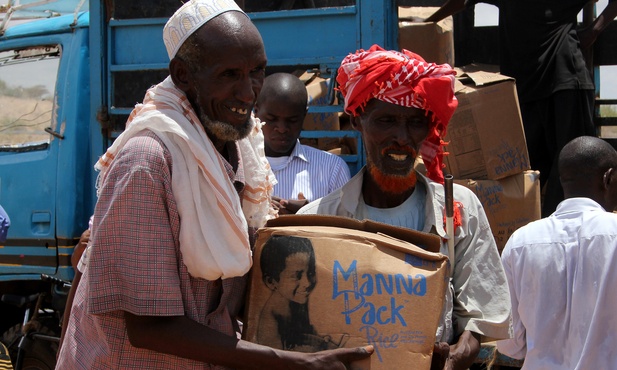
[95, 77, 276, 280]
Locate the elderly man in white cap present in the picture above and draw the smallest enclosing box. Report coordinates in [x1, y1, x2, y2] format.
[56, 1, 372, 368]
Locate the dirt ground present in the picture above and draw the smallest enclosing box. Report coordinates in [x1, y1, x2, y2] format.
[0, 95, 53, 146]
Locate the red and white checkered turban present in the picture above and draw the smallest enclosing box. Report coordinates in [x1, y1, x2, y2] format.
[337, 44, 458, 184]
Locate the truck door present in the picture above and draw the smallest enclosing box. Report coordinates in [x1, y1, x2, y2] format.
[0, 45, 60, 278]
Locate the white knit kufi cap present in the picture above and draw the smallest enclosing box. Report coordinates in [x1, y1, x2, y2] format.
[163, 0, 247, 60]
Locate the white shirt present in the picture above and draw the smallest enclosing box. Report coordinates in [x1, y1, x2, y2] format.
[497, 197, 617, 369]
[267, 140, 350, 201]
[361, 181, 426, 231]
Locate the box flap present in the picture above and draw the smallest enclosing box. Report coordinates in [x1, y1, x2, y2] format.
[266, 214, 442, 253]
[455, 64, 512, 87]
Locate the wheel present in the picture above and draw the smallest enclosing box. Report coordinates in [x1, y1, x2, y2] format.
[1, 324, 57, 370]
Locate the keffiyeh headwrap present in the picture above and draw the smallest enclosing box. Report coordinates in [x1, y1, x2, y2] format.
[337, 44, 458, 184]
[95, 77, 276, 280]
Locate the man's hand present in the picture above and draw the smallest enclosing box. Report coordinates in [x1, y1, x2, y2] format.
[445, 331, 481, 370]
[283, 346, 374, 370]
[271, 193, 309, 215]
[430, 331, 480, 370]
[71, 228, 91, 269]
[431, 342, 450, 370]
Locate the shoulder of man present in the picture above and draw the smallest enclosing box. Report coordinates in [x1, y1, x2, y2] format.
[300, 143, 339, 158]
[300, 144, 350, 172]
[421, 175, 481, 206]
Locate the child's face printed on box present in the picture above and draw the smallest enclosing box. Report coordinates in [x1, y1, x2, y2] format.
[274, 252, 313, 304]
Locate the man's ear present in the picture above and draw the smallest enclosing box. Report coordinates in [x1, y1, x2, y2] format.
[169, 58, 192, 93]
[603, 167, 614, 189]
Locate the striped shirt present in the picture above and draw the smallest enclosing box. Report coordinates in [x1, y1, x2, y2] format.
[0, 342, 12, 370]
[267, 141, 350, 202]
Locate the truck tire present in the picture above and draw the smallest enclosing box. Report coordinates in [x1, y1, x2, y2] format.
[1, 324, 57, 370]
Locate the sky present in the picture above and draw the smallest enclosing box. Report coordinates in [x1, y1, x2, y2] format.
[475, 0, 617, 99]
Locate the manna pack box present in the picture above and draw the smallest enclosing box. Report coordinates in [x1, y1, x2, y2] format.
[243, 215, 449, 370]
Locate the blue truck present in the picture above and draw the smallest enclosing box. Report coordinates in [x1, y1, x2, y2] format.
[0, 0, 396, 367]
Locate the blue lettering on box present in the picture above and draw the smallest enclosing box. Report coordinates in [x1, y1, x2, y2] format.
[493, 142, 530, 175]
[360, 326, 399, 362]
[405, 254, 437, 269]
[405, 254, 423, 267]
[359, 326, 430, 362]
[332, 260, 426, 325]
[476, 183, 504, 210]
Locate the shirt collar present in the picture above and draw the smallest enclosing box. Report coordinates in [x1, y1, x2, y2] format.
[553, 197, 607, 216]
[291, 140, 309, 163]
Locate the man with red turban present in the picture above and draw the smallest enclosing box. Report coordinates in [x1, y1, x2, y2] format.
[299, 45, 512, 369]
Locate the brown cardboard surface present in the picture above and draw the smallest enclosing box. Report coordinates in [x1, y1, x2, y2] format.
[455, 170, 541, 253]
[444, 68, 530, 180]
[303, 76, 339, 131]
[244, 215, 448, 370]
[268, 215, 442, 253]
[398, 7, 454, 66]
[300, 72, 341, 151]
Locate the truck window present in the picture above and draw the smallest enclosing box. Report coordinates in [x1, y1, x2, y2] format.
[0, 45, 59, 151]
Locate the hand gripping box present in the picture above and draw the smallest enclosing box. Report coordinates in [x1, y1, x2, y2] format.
[243, 215, 449, 370]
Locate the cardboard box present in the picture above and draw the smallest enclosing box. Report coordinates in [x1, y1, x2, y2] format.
[303, 76, 340, 131]
[444, 66, 531, 180]
[244, 215, 448, 370]
[398, 7, 454, 66]
[299, 71, 341, 151]
[455, 170, 541, 253]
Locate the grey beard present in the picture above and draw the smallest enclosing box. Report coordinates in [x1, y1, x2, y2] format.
[200, 112, 253, 142]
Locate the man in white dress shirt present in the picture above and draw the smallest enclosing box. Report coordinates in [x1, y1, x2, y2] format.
[255, 73, 350, 214]
[497, 135, 617, 369]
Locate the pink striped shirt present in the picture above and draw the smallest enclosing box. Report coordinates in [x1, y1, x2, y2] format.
[57, 131, 246, 369]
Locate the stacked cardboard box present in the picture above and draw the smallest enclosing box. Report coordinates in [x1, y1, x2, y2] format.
[444, 66, 530, 180]
[443, 65, 541, 253]
[298, 71, 342, 152]
[300, 72, 340, 133]
[454, 171, 541, 254]
[398, 6, 454, 66]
